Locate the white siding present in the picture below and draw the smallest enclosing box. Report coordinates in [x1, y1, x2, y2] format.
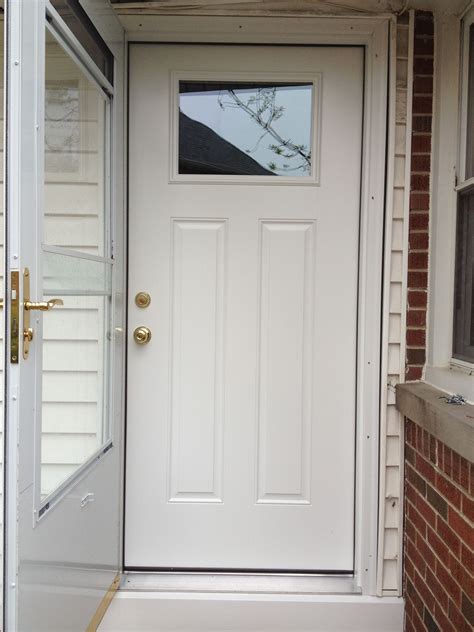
[378, 14, 413, 596]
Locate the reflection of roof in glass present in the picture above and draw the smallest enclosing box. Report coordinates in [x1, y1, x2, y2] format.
[179, 111, 275, 176]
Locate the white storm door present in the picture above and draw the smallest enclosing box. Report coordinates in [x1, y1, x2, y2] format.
[4, 3, 125, 631]
[126, 44, 363, 572]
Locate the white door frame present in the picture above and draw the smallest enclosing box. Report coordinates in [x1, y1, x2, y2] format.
[124, 15, 391, 596]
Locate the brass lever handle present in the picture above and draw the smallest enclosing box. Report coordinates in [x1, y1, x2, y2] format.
[24, 298, 64, 311]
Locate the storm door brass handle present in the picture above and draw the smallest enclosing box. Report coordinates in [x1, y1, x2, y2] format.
[22, 267, 65, 360]
[24, 298, 64, 311]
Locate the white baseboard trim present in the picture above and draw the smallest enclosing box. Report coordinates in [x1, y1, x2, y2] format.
[99, 591, 404, 631]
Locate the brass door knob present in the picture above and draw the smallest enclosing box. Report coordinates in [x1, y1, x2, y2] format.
[133, 326, 152, 345]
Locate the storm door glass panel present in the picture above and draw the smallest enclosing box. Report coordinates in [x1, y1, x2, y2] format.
[40, 29, 112, 502]
[466, 25, 474, 180]
[45, 30, 106, 256]
[179, 81, 313, 176]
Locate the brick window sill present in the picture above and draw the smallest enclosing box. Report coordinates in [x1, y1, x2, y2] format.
[396, 382, 474, 463]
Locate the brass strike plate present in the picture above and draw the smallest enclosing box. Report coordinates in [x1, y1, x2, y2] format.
[23, 267, 33, 360]
[10, 271, 19, 363]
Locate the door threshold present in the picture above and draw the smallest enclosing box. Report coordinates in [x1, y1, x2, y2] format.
[121, 571, 360, 595]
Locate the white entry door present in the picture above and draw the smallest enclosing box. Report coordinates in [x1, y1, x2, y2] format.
[126, 44, 364, 572]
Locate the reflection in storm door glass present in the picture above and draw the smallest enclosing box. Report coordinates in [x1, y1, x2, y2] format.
[41, 30, 111, 502]
[179, 81, 313, 176]
[45, 31, 106, 255]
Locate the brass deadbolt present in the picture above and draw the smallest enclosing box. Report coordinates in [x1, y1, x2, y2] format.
[135, 292, 151, 309]
[133, 326, 152, 345]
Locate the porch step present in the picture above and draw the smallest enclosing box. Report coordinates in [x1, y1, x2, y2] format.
[98, 591, 404, 631]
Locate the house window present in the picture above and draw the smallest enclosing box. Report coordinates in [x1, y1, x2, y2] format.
[454, 21, 474, 364]
[453, 187, 474, 362]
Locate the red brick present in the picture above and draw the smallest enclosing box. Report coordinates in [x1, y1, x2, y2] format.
[433, 601, 457, 632]
[409, 196, 429, 215]
[425, 566, 449, 611]
[414, 36, 434, 56]
[406, 577, 424, 615]
[414, 56, 434, 75]
[412, 134, 432, 155]
[449, 508, 473, 546]
[406, 366, 423, 381]
[415, 569, 436, 610]
[416, 495, 437, 527]
[408, 251, 429, 269]
[414, 75, 433, 94]
[450, 553, 474, 600]
[406, 518, 418, 545]
[437, 516, 461, 557]
[448, 600, 471, 632]
[415, 17, 434, 36]
[443, 445, 453, 478]
[407, 348, 426, 366]
[405, 552, 416, 582]
[459, 457, 470, 492]
[435, 472, 462, 510]
[461, 544, 473, 572]
[407, 537, 427, 577]
[409, 232, 429, 250]
[412, 116, 433, 134]
[416, 531, 436, 570]
[416, 453, 436, 487]
[411, 153, 431, 173]
[408, 499, 428, 537]
[408, 271, 428, 289]
[462, 494, 474, 523]
[407, 309, 427, 327]
[427, 525, 451, 567]
[452, 452, 461, 484]
[407, 464, 427, 496]
[411, 172, 430, 191]
[409, 606, 425, 632]
[406, 444, 416, 466]
[407, 328, 426, 346]
[436, 558, 462, 605]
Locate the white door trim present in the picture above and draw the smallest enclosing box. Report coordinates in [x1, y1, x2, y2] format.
[124, 15, 391, 596]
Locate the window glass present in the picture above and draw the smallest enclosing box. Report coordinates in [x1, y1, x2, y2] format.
[179, 81, 313, 177]
[40, 29, 112, 503]
[49, 0, 114, 84]
[453, 188, 474, 363]
[45, 31, 107, 256]
[466, 25, 474, 179]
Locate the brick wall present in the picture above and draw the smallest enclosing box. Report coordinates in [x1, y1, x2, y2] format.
[406, 11, 434, 382]
[404, 419, 474, 632]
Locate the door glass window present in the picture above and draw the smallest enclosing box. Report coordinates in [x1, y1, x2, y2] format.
[40, 29, 112, 503]
[178, 81, 314, 177]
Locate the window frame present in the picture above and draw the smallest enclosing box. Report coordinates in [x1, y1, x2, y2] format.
[452, 7, 474, 367]
[425, 7, 474, 401]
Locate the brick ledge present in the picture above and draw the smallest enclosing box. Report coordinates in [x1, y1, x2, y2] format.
[396, 382, 474, 463]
